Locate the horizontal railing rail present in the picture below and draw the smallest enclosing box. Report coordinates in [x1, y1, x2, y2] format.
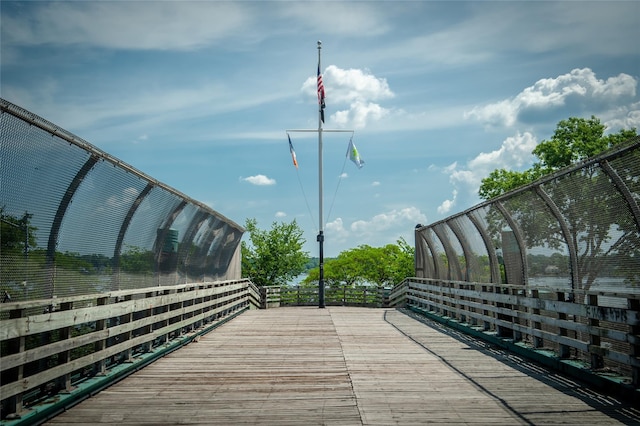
[279, 285, 388, 307]
[1, 279, 257, 420]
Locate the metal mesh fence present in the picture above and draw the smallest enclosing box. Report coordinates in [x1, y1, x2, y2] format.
[414, 136, 640, 376]
[417, 137, 640, 293]
[1, 98, 244, 303]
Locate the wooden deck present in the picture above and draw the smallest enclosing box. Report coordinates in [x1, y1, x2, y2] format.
[45, 307, 639, 425]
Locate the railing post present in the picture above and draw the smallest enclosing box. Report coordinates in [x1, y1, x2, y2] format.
[557, 292, 571, 359]
[144, 292, 154, 352]
[482, 285, 491, 331]
[5, 307, 26, 419]
[260, 287, 267, 309]
[629, 298, 639, 386]
[95, 297, 109, 375]
[178, 288, 185, 338]
[459, 283, 466, 324]
[58, 301, 74, 393]
[588, 294, 604, 369]
[512, 287, 522, 342]
[530, 289, 543, 348]
[122, 294, 134, 362]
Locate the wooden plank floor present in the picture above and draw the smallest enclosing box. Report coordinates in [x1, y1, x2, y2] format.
[46, 307, 640, 425]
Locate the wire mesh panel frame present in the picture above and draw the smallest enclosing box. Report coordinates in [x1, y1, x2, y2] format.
[409, 136, 640, 387]
[1, 98, 250, 419]
[1, 98, 245, 303]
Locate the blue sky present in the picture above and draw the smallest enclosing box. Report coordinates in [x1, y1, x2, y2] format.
[2, 1, 639, 258]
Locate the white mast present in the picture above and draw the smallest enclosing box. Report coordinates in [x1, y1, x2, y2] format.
[317, 40, 325, 308]
[286, 41, 354, 308]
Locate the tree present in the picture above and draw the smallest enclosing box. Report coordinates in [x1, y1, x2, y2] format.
[477, 116, 638, 290]
[120, 245, 154, 274]
[395, 236, 417, 282]
[302, 238, 415, 288]
[478, 167, 545, 200]
[1, 209, 37, 253]
[479, 116, 637, 200]
[241, 218, 309, 287]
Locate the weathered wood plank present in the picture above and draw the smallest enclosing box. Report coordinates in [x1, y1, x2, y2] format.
[44, 307, 640, 425]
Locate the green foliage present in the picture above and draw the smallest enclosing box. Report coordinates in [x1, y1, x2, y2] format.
[241, 218, 309, 287]
[54, 251, 94, 272]
[532, 116, 637, 170]
[479, 116, 637, 200]
[477, 116, 638, 290]
[279, 284, 384, 307]
[1, 209, 37, 253]
[302, 238, 414, 288]
[478, 167, 545, 200]
[304, 257, 328, 270]
[120, 245, 155, 274]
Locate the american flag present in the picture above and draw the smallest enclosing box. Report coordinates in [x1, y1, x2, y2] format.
[317, 65, 325, 122]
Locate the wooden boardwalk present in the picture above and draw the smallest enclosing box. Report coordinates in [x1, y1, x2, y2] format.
[46, 307, 639, 425]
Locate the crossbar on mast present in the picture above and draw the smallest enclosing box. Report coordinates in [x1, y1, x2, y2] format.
[286, 129, 354, 133]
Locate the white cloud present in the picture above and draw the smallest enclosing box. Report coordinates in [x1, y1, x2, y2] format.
[132, 134, 148, 144]
[439, 132, 537, 214]
[372, 181, 381, 187]
[3, 2, 253, 50]
[326, 218, 350, 242]
[241, 175, 276, 186]
[275, 211, 287, 218]
[452, 132, 537, 189]
[322, 65, 394, 104]
[466, 132, 537, 173]
[279, 3, 390, 37]
[465, 68, 637, 127]
[302, 65, 394, 129]
[437, 190, 458, 215]
[100, 187, 139, 212]
[333, 101, 390, 129]
[603, 102, 640, 132]
[350, 207, 427, 236]
[465, 99, 516, 128]
[4, 81, 241, 134]
[325, 207, 428, 251]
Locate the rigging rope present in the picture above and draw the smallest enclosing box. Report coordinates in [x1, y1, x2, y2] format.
[287, 132, 355, 233]
[325, 135, 352, 225]
[288, 133, 318, 233]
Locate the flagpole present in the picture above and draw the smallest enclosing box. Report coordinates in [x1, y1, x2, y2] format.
[317, 40, 325, 309]
[286, 43, 355, 309]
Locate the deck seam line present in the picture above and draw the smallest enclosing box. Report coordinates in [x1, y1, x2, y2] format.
[384, 309, 534, 426]
[329, 307, 365, 426]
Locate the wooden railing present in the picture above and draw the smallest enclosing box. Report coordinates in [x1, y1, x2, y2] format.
[390, 278, 640, 390]
[248, 281, 262, 309]
[279, 285, 389, 307]
[0, 279, 258, 420]
[260, 286, 281, 309]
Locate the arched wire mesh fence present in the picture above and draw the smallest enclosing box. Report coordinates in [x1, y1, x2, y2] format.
[1, 98, 244, 304]
[1, 99, 253, 419]
[398, 136, 640, 386]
